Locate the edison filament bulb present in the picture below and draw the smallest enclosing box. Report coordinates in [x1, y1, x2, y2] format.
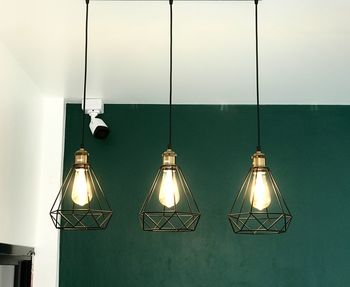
[249, 170, 271, 210]
[71, 148, 93, 206]
[249, 151, 271, 211]
[158, 149, 180, 208]
[71, 168, 92, 206]
[159, 169, 180, 208]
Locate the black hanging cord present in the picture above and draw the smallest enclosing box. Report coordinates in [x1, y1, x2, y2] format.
[81, 0, 90, 148]
[254, 0, 261, 151]
[167, 0, 174, 150]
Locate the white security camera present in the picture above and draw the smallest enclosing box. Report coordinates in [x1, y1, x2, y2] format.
[89, 112, 110, 139]
[83, 98, 110, 139]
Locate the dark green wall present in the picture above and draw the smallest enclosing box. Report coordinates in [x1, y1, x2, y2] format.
[60, 104, 350, 287]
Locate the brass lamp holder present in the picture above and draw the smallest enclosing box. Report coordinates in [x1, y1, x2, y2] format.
[74, 148, 89, 168]
[252, 150, 266, 168]
[162, 149, 177, 166]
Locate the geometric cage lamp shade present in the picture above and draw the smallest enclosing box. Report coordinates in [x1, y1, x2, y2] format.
[139, 149, 200, 232]
[50, 148, 112, 230]
[227, 151, 292, 234]
[139, 0, 200, 232]
[227, 0, 292, 235]
[49, 0, 112, 231]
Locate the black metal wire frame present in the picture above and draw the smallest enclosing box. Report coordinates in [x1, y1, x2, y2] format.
[227, 167, 292, 234]
[139, 165, 200, 232]
[50, 165, 113, 230]
[49, 0, 113, 231]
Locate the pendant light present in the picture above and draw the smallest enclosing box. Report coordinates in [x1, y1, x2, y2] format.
[227, 0, 292, 234]
[139, 0, 200, 232]
[50, 0, 113, 231]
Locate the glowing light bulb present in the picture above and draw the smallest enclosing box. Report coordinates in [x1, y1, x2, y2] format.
[71, 168, 92, 206]
[250, 171, 271, 211]
[159, 170, 180, 208]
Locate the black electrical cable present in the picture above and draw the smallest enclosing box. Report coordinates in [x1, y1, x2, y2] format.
[254, 0, 261, 151]
[167, 0, 173, 150]
[81, 0, 90, 148]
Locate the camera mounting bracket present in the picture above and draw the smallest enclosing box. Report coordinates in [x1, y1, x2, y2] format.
[83, 98, 104, 115]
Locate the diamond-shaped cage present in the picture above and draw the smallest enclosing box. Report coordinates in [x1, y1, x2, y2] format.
[50, 149, 112, 231]
[228, 152, 292, 235]
[139, 149, 200, 232]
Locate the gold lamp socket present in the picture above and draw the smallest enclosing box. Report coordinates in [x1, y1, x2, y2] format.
[74, 148, 89, 168]
[252, 150, 266, 167]
[162, 149, 177, 166]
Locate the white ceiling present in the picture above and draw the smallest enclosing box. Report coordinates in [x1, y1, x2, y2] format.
[1, 0, 349, 104]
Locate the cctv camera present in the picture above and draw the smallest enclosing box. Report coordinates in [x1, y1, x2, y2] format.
[89, 112, 110, 139]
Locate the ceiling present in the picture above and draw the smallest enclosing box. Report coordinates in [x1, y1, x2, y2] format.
[1, 0, 349, 104]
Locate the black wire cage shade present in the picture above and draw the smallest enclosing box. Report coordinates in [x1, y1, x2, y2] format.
[227, 0, 292, 234]
[139, 0, 201, 232]
[50, 0, 113, 230]
[139, 149, 200, 232]
[50, 149, 113, 230]
[227, 151, 292, 234]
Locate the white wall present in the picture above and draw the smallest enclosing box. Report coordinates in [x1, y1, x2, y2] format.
[0, 42, 64, 287]
[33, 97, 64, 287]
[0, 42, 42, 246]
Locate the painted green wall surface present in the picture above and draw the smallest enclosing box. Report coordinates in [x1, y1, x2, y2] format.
[60, 104, 350, 287]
